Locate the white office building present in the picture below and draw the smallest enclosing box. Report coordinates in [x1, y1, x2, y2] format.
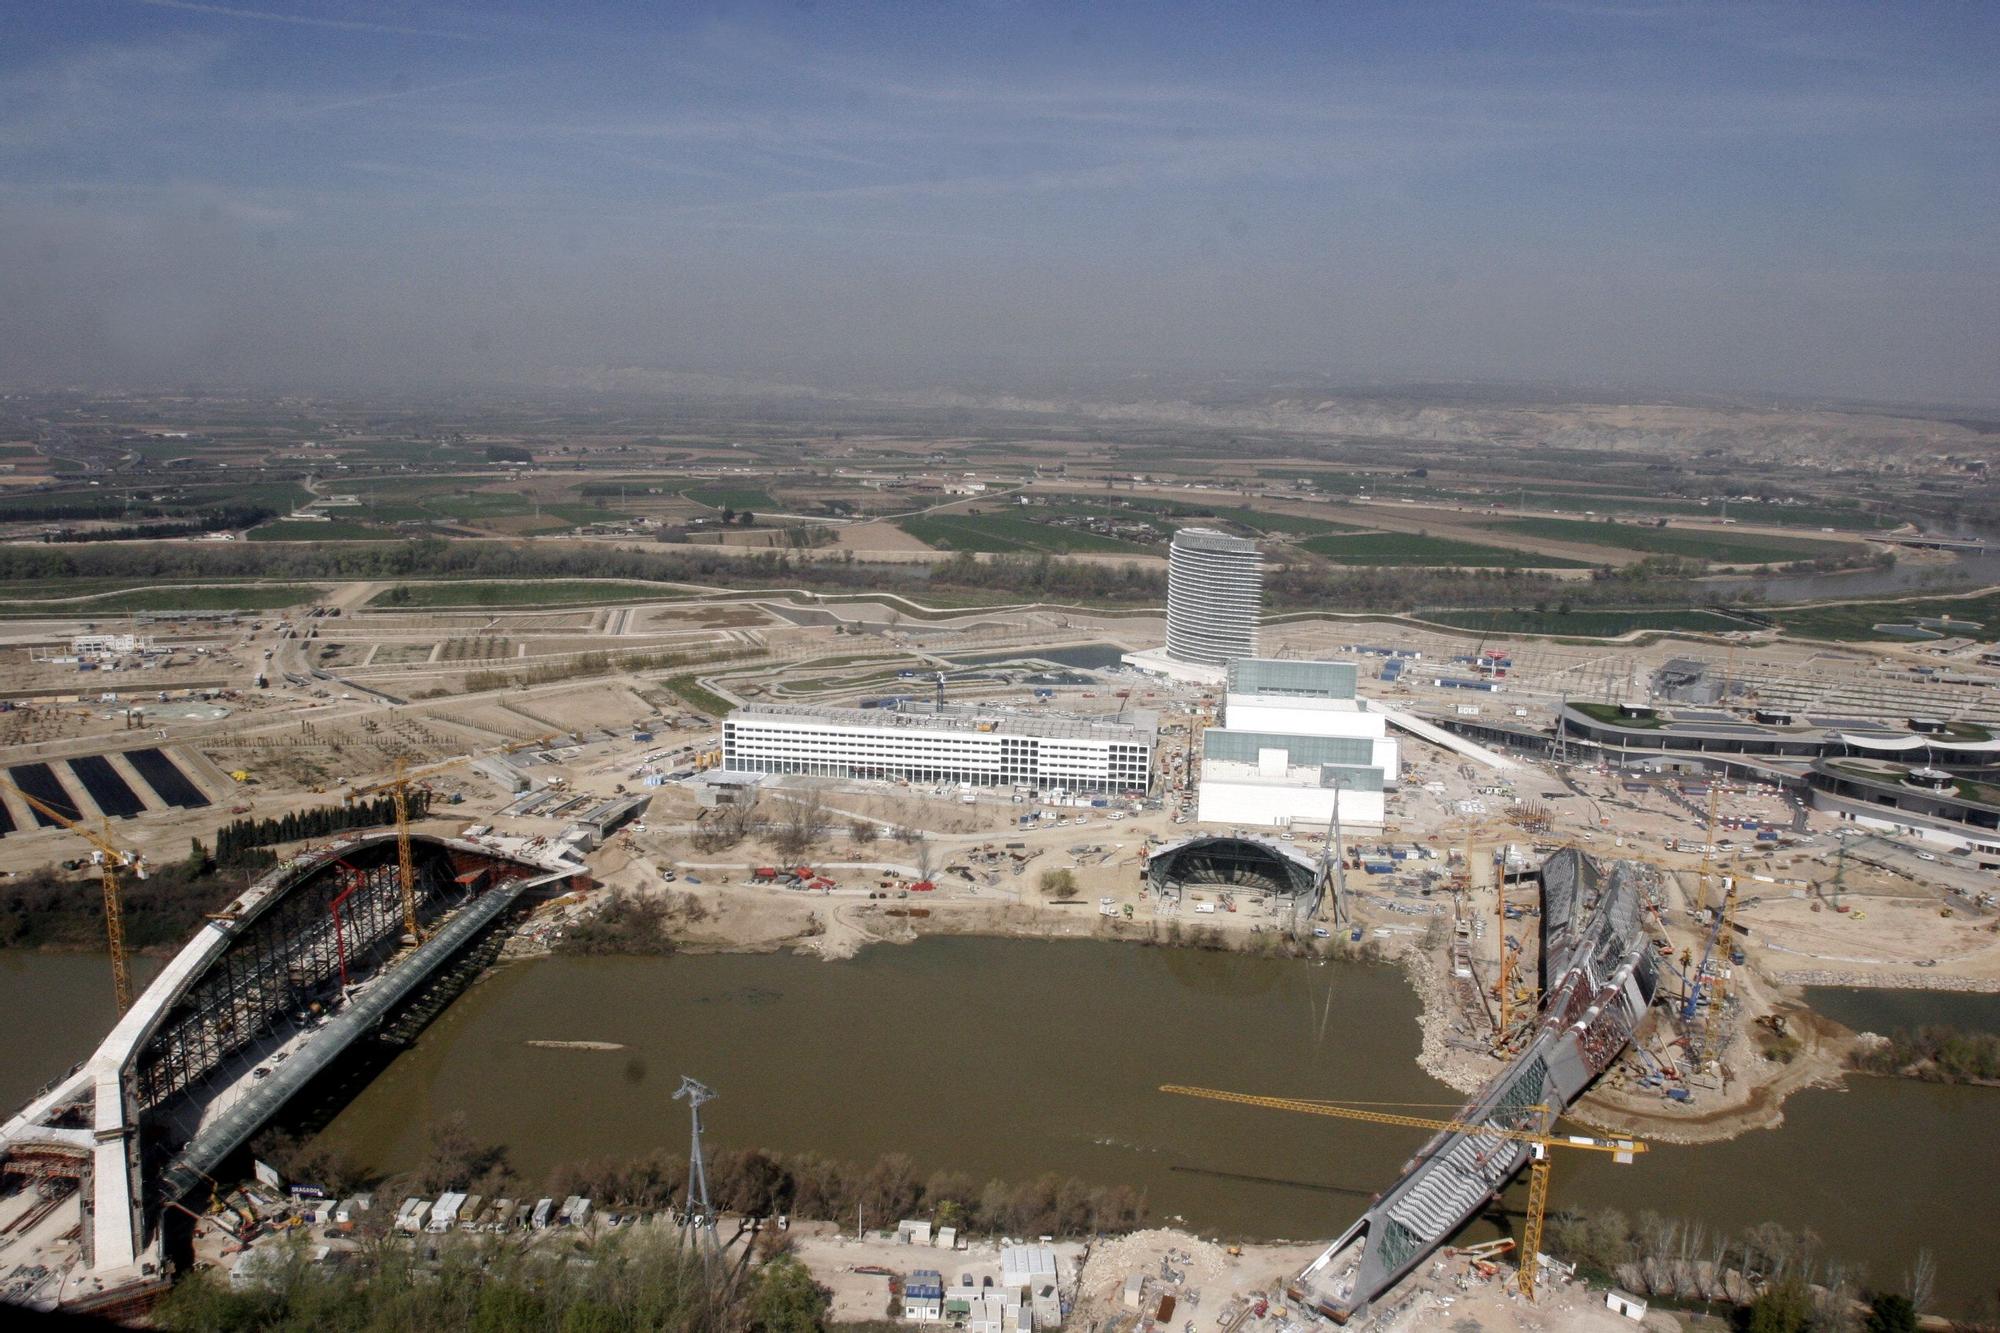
[1165, 527, 1262, 667]
[721, 702, 1156, 794]
[1196, 659, 1396, 829]
[1221, 659, 1399, 781]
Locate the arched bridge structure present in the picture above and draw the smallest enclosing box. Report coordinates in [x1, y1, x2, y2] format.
[0, 831, 577, 1308]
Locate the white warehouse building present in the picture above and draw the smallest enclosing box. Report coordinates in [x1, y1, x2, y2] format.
[1195, 659, 1397, 829]
[1196, 731, 1387, 828]
[721, 702, 1156, 794]
[1221, 659, 1399, 781]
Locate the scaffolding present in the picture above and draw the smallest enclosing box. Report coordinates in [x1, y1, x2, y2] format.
[135, 847, 457, 1109]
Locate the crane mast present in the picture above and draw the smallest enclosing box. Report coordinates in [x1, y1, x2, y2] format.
[0, 775, 141, 1011]
[1160, 1083, 1643, 1301]
[347, 754, 472, 945]
[391, 766, 423, 944]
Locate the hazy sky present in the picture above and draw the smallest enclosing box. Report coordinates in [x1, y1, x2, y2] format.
[2, 1, 1996, 403]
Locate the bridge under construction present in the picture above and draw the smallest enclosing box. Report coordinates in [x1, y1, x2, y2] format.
[1288, 849, 1662, 1321]
[0, 830, 577, 1317]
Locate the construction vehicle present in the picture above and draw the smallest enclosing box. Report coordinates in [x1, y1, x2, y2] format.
[1160, 1084, 1644, 1301]
[0, 775, 143, 1011]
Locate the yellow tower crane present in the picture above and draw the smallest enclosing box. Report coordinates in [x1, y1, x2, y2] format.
[1160, 1084, 1645, 1300]
[1694, 781, 1722, 916]
[346, 756, 469, 946]
[1695, 874, 1742, 1063]
[0, 775, 144, 1011]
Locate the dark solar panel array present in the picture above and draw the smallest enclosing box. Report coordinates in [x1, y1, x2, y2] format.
[67, 755, 146, 819]
[125, 748, 209, 809]
[8, 764, 80, 826]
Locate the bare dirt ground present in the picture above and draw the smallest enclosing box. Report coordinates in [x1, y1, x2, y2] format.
[790, 1220, 1654, 1333]
[830, 519, 940, 553]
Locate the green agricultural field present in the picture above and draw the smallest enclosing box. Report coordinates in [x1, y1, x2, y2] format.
[0, 583, 328, 616]
[1520, 495, 1894, 530]
[1420, 607, 1764, 636]
[314, 483, 624, 530]
[1768, 589, 2000, 642]
[368, 580, 696, 609]
[1298, 532, 1590, 568]
[897, 512, 1156, 555]
[340, 502, 437, 523]
[247, 520, 401, 542]
[684, 485, 777, 511]
[543, 504, 620, 525]
[187, 482, 310, 510]
[663, 674, 734, 717]
[1483, 517, 1859, 563]
[341, 476, 472, 498]
[1207, 506, 1362, 536]
[334, 440, 485, 463]
[419, 491, 534, 519]
[1259, 470, 1898, 530]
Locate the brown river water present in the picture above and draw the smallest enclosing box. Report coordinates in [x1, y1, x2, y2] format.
[3, 940, 1994, 1313]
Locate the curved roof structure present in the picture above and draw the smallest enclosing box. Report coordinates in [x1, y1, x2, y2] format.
[1835, 731, 2000, 755]
[1145, 834, 1321, 898]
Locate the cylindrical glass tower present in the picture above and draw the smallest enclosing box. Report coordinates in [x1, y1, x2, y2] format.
[1165, 526, 1263, 666]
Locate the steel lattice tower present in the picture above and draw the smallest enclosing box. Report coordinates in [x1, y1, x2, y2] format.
[674, 1075, 718, 1257]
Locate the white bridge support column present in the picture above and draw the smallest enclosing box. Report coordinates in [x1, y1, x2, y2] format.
[89, 1064, 142, 1271]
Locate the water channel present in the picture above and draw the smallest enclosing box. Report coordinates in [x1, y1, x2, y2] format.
[952, 643, 1133, 671]
[1735, 519, 2000, 603]
[2, 942, 1993, 1312]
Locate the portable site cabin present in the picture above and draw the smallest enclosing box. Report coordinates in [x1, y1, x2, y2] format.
[531, 1198, 555, 1230]
[1606, 1292, 1648, 1322]
[903, 1270, 945, 1322]
[1002, 1244, 1062, 1329]
[426, 1192, 465, 1233]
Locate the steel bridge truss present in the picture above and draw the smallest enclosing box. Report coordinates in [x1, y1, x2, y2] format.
[134, 850, 459, 1109]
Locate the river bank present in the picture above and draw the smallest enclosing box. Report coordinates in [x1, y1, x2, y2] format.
[545, 862, 1857, 1150]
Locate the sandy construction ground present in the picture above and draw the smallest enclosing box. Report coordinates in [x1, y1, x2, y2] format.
[789, 1221, 1660, 1333]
